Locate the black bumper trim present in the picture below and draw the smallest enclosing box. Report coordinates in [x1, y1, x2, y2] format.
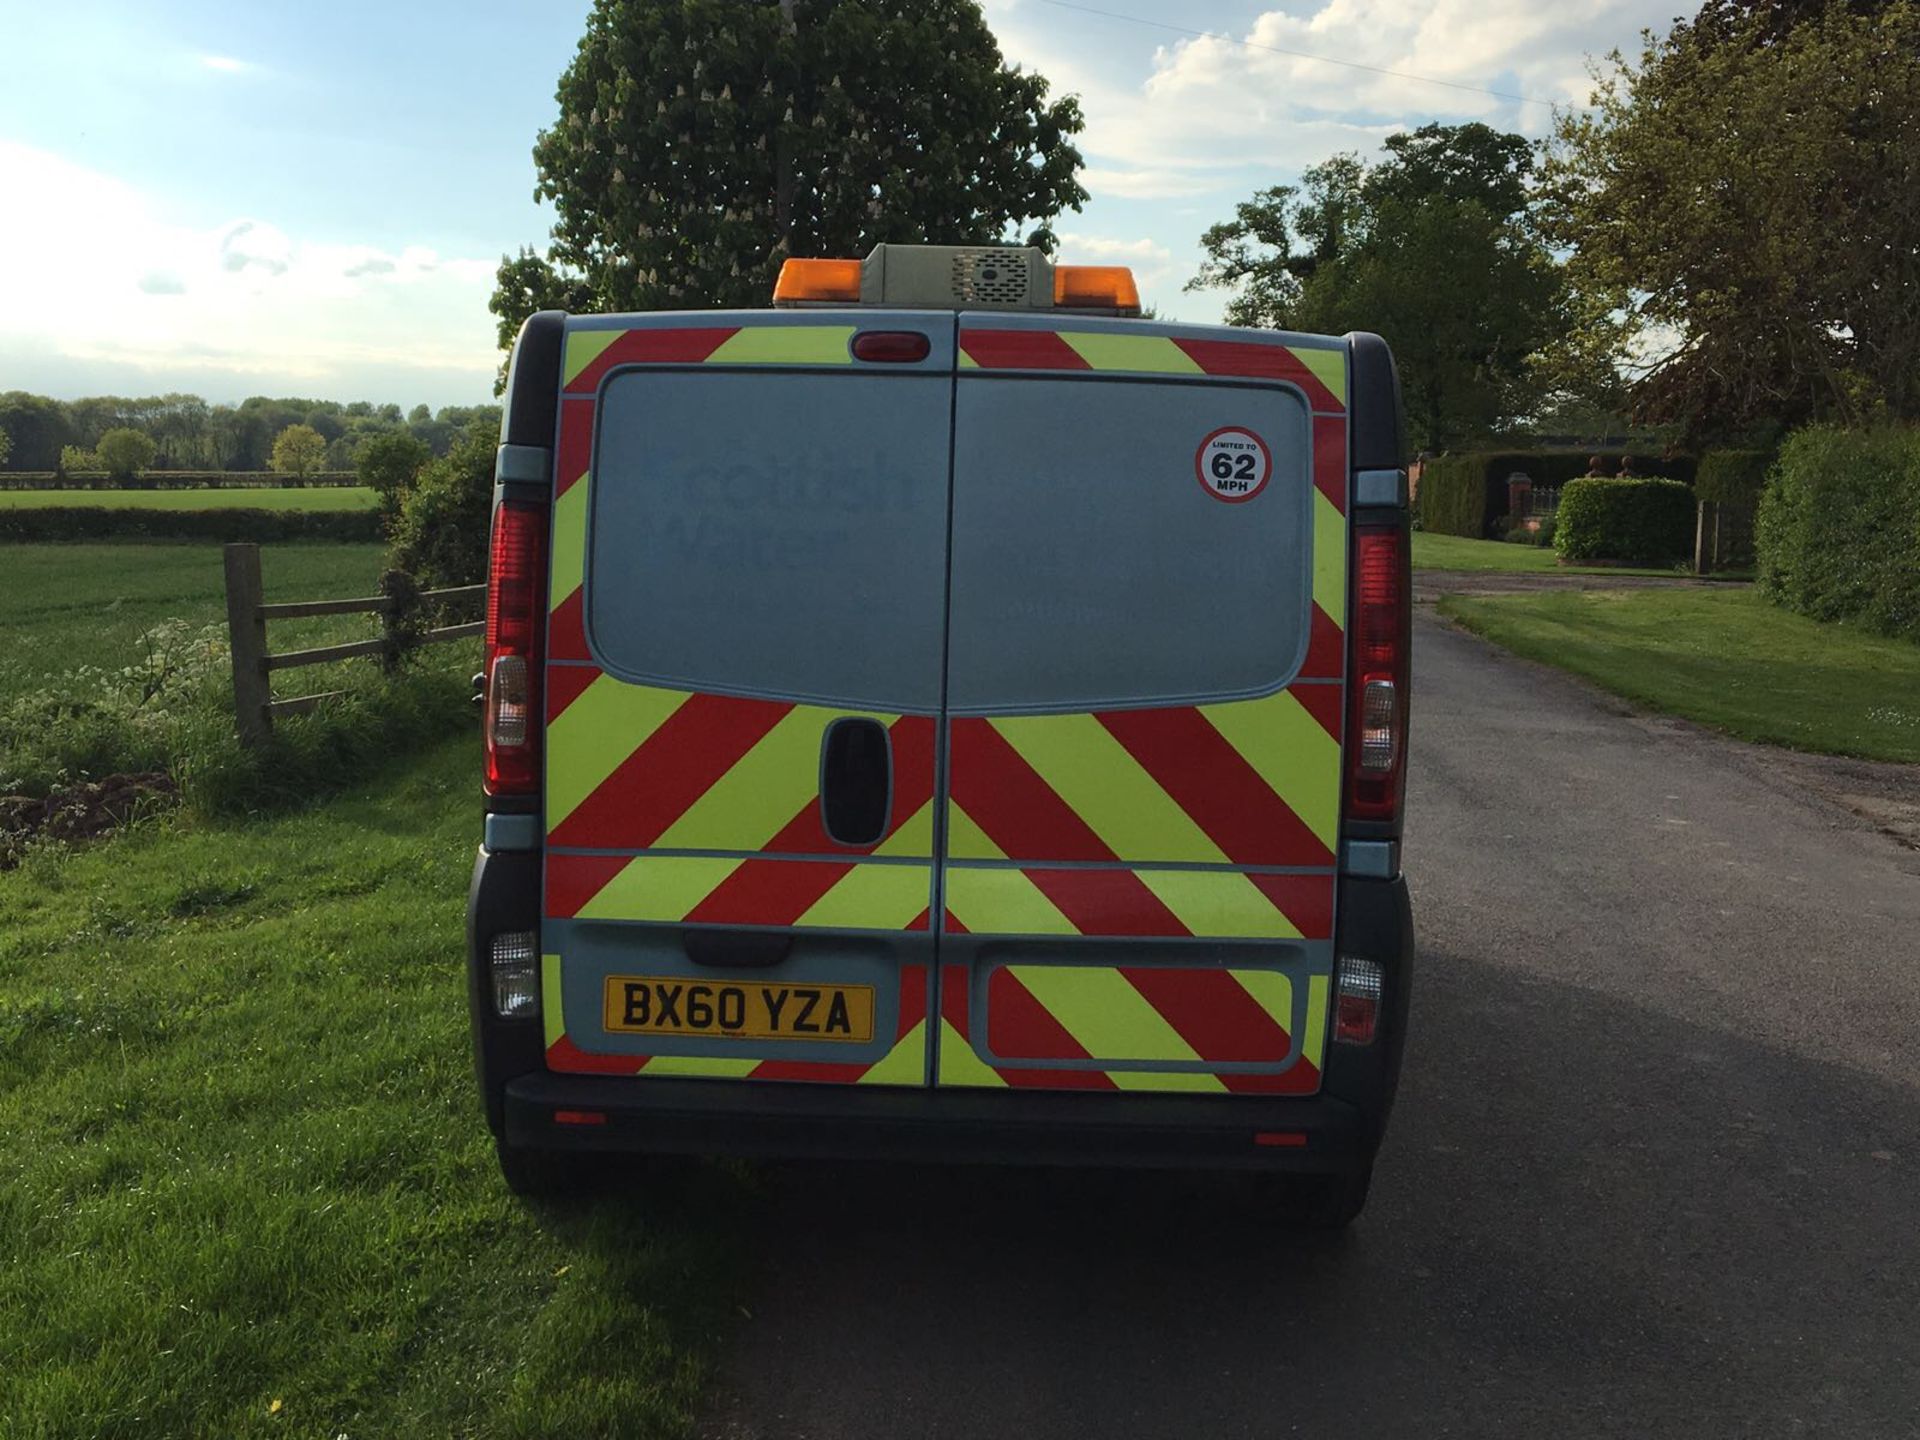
[503, 1072, 1373, 1172]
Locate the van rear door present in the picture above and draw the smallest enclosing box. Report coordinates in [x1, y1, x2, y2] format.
[539, 312, 953, 1086]
[934, 315, 1349, 1095]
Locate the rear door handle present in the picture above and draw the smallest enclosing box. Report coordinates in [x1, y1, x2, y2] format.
[819, 717, 892, 848]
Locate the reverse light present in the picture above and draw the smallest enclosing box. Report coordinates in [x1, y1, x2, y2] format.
[484, 500, 548, 795]
[1345, 525, 1410, 823]
[490, 930, 539, 1019]
[1334, 956, 1383, 1046]
[1053, 265, 1142, 314]
[773, 257, 862, 304]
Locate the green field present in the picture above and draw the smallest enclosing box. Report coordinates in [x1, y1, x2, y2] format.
[1, 541, 391, 692]
[1411, 531, 1686, 576]
[0, 486, 377, 512]
[0, 737, 740, 1437]
[1441, 587, 1920, 763]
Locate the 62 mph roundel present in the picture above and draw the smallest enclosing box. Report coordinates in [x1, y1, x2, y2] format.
[1195, 427, 1272, 502]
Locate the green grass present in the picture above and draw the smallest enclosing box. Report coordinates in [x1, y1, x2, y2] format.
[0, 542, 389, 693]
[1440, 587, 1920, 763]
[1411, 531, 1685, 576]
[0, 738, 745, 1437]
[0, 487, 376, 511]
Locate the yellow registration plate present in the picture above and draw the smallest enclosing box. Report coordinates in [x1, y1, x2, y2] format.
[602, 976, 875, 1044]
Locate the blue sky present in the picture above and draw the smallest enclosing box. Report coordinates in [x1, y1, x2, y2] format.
[0, 0, 1683, 407]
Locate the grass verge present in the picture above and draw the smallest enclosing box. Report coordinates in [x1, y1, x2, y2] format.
[1440, 587, 1920, 763]
[0, 737, 746, 1438]
[1412, 532, 1688, 576]
[0, 487, 376, 511]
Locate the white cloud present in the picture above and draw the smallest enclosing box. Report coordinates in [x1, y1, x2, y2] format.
[0, 141, 499, 403]
[993, 0, 1677, 179]
[1055, 231, 1175, 286]
[200, 54, 247, 72]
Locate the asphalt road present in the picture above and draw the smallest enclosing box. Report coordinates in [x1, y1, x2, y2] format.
[701, 609, 1920, 1439]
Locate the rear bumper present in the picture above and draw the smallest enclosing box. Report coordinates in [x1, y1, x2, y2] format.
[504, 1072, 1375, 1172]
[472, 844, 1415, 1175]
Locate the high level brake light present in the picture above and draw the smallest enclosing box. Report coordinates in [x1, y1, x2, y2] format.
[1344, 525, 1410, 823]
[484, 500, 548, 795]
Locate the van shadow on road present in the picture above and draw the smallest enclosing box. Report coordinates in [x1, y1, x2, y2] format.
[697, 948, 1919, 1440]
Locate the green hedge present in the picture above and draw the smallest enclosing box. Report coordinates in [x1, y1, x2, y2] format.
[1757, 426, 1920, 641]
[1554, 478, 1696, 565]
[0, 471, 359, 490]
[0, 507, 381, 543]
[1417, 450, 1696, 538]
[1415, 455, 1483, 537]
[1695, 450, 1773, 508]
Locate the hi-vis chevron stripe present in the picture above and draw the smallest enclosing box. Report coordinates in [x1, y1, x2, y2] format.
[947, 689, 1342, 867]
[563, 323, 857, 393]
[958, 327, 1348, 412]
[936, 960, 1329, 1093]
[545, 685, 937, 856]
[543, 956, 931, 1085]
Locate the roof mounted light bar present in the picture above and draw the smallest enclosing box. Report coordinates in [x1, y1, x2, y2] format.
[775, 244, 1140, 316]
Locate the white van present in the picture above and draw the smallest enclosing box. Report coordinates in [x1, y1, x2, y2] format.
[467, 245, 1414, 1226]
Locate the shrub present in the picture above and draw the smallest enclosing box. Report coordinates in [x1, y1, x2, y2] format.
[1695, 450, 1774, 508]
[1554, 477, 1696, 565]
[388, 419, 499, 587]
[1757, 426, 1920, 641]
[0, 508, 379, 543]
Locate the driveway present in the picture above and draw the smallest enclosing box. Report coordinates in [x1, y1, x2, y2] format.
[700, 610, 1920, 1439]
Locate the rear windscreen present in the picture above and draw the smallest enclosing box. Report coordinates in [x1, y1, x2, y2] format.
[946, 377, 1316, 713]
[584, 369, 950, 711]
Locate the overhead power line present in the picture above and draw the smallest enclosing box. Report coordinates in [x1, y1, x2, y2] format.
[1027, 0, 1554, 109]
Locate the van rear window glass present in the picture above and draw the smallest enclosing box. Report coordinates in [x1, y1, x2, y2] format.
[585, 369, 950, 711]
[946, 378, 1316, 713]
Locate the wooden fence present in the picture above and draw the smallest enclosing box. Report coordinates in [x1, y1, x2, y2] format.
[222, 541, 483, 747]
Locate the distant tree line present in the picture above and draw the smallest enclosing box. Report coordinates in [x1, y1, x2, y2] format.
[0, 391, 501, 474]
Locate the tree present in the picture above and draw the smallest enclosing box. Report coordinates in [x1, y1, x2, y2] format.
[490, 0, 1087, 362]
[59, 444, 98, 474]
[357, 430, 433, 533]
[270, 423, 328, 479]
[0, 427, 10, 469]
[1188, 125, 1578, 449]
[1541, 1, 1920, 435]
[95, 427, 157, 482]
[0, 392, 75, 471]
[388, 420, 500, 587]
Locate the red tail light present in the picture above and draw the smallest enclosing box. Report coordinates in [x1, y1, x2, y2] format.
[484, 500, 548, 795]
[1345, 525, 1409, 823]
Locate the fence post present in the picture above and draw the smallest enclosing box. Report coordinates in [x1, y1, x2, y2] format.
[223, 542, 273, 748]
[1694, 500, 1717, 576]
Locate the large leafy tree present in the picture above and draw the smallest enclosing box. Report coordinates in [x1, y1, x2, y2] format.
[1189, 124, 1581, 449]
[1541, 0, 1920, 435]
[491, 0, 1087, 354]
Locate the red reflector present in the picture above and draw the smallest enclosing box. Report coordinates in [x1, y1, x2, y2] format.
[851, 330, 932, 363]
[553, 1110, 606, 1127]
[1254, 1131, 1309, 1148]
[1335, 992, 1379, 1046]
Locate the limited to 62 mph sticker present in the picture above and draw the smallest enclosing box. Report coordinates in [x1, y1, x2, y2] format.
[1195, 426, 1273, 502]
